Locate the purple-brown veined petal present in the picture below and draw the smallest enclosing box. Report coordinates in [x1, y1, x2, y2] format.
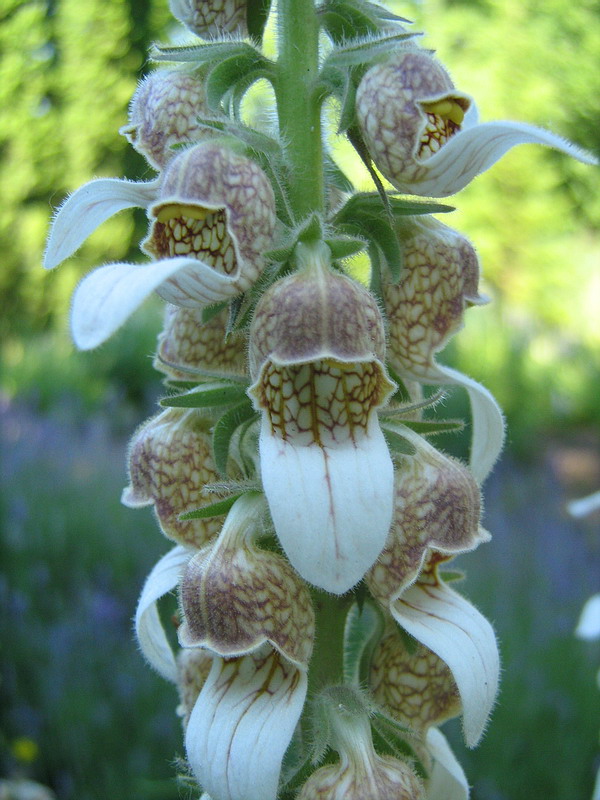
[70, 255, 253, 350]
[134, 545, 191, 682]
[44, 178, 159, 270]
[390, 562, 499, 748]
[185, 647, 306, 800]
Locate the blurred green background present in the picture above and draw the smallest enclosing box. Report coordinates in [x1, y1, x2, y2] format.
[1, 0, 599, 798]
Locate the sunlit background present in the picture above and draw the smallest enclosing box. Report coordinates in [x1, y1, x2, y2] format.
[1, 0, 599, 798]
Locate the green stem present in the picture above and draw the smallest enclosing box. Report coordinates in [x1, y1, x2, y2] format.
[308, 589, 353, 692]
[275, 0, 324, 220]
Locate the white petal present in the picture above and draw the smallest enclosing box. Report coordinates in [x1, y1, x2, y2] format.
[134, 545, 191, 683]
[71, 256, 248, 350]
[575, 594, 600, 641]
[404, 121, 598, 197]
[186, 648, 307, 800]
[434, 366, 505, 484]
[44, 178, 159, 269]
[258, 414, 394, 594]
[391, 579, 499, 748]
[426, 728, 469, 800]
[567, 490, 600, 519]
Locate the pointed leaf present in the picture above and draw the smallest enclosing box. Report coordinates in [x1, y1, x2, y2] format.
[151, 41, 262, 65]
[324, 32, 416, 68]
[343, 600, 384, 685]
[179, 492, 246, 520]
[213, 399, 258, 474]
[160, 382, 247, 409]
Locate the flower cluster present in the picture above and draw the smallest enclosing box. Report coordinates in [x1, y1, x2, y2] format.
[45, 4, 596, 799]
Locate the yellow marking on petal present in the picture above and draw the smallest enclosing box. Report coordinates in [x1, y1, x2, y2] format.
[421, 99, 465, 126]
[155, 203, 210, 222]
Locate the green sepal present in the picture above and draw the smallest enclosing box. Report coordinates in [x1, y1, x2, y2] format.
[343, 600, 385, 686]
[323, 31, 416, 69]
[394, 418, 465, 436]
[370, 712, 419, 765]
[297, 213, 325, 245]
[196, 116, 283, 158]
[205, 54, 274, 112]
[160, 381, 248, 409]
[381, 420, 417, 456]
[151, 40, 263, 66]
[440, 569, 465, 583]
[318, 0, 381, 43]
[385, 364, 412, 404]
[201, 300, 229, 323]
[325, 234, 367, 260]
[246, 0, 273, 42]
[337, 68, 359, 133]
[213, 399, 258, 475]
[179, 492, 247, 520]
[335, 192, 454, 222]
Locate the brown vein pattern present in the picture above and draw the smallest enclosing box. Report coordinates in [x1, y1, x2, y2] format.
[122, 408, 221, 548]
[142, 143, 275, 293]
[154, 305, 247, 380]
[356, 50, 471, 187]
[253, 359, 389, 446]
[171, 0, 248, 38]
[179, 533, 314, 668]
[366, 433, 482, 604]
[176, 648, 213, 728]
[371, 627, 461, 732]
[297, 753, 424, 800]
[120, 69, 213, 170]
[384, 219, 486, 382]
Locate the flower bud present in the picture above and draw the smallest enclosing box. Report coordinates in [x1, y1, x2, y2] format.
[120, 68, 214, 170]
[170, 0, 247, 38]
[142, 142, 276, 306]
[154, 305, 247, 380]
[122, 408, 222, 548]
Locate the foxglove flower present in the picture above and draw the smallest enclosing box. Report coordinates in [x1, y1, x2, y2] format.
[154, 305, 247, 381]
[178, 493, 313, 800]
[44, 142, 275, 350]
[298, 707, 424, 800]
[170, 0, 247, 38]
[248, 241, 396, 594]
[366, 426, 497, 746]
[356, 49, 597, 197]
[384, 217, 503, 481]
[122, 407, 222, 548]
[120, 67, 215, 170]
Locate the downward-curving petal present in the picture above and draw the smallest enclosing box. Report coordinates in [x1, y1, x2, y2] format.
[426, 728, 469, 800]
[134, 545, 191, 683]
[185, 647, 307, 800]
[71, 255, 253, 350]
[44, 178, 159, 270]
[258, 412, 394, 594]
[390, 567, 499, 748]
[397, 120, 598, 197]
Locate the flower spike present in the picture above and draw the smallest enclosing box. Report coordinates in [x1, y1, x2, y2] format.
[248, 241, 396, 594]
[356, 50, 597, 197]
